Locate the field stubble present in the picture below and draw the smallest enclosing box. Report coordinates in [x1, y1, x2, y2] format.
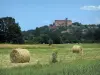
[0, 44, 100, 75]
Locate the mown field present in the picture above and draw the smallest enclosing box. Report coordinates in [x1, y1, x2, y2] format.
[0, 44, 100, 75]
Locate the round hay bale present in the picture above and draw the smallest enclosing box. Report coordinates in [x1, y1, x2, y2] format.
[10, 48, 30, 63]
[72, 45, 83, 54]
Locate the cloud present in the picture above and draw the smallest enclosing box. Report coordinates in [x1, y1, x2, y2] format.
[80, 5, 100, 11]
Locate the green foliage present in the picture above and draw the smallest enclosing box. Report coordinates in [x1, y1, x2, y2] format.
[51, 49, 58, 63]
[22, 22, 100, 44]
[48, 39, 53, 46]
[0, 17, 24, 44]
[0, 16, 100, 44]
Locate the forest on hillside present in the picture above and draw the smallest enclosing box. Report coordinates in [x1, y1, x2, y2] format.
[0, 17, 100, 44]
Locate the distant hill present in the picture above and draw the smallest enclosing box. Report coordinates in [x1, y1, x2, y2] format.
[22, 22, 100, 44]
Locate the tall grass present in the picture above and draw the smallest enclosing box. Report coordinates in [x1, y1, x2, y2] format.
[0, 59, 100, 75]
[0, 44, 100, 75]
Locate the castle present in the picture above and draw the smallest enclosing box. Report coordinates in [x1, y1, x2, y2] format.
[53, 18, 72, 26]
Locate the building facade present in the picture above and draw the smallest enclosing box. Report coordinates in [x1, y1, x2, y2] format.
[54, 18, 72, 26]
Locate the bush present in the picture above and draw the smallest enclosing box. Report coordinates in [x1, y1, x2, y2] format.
[51, 49, 58, 63]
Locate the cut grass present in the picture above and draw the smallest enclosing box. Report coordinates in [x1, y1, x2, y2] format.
[0, 43, 100, 75]
[0, 59, 100, 75]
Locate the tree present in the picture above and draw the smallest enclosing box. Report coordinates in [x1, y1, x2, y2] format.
[94, 28, 100, 42]
[0, 17, 24, 44]
[72, 22, 82, 26]
[40, 34, 49, 44]
[48, 39, 53, 46]
[34, 27, 40, 37]
[21, 20, 100, 44]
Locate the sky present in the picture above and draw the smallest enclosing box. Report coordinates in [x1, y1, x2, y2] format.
[0, 0, 100, 31]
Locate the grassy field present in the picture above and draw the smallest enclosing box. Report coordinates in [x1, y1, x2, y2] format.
[0, 44, 100, 75]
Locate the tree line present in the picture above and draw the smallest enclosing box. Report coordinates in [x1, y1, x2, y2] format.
[22, 22, 100, 44]
[0, 17, 100, 44]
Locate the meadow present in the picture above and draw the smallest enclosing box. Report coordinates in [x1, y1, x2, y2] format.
[0, 44, 100, 75]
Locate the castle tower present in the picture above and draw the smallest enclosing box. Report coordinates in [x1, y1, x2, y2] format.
[65, 18, 68, 26]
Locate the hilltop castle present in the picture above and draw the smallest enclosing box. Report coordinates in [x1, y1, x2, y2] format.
[53, 18, 72, 26]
